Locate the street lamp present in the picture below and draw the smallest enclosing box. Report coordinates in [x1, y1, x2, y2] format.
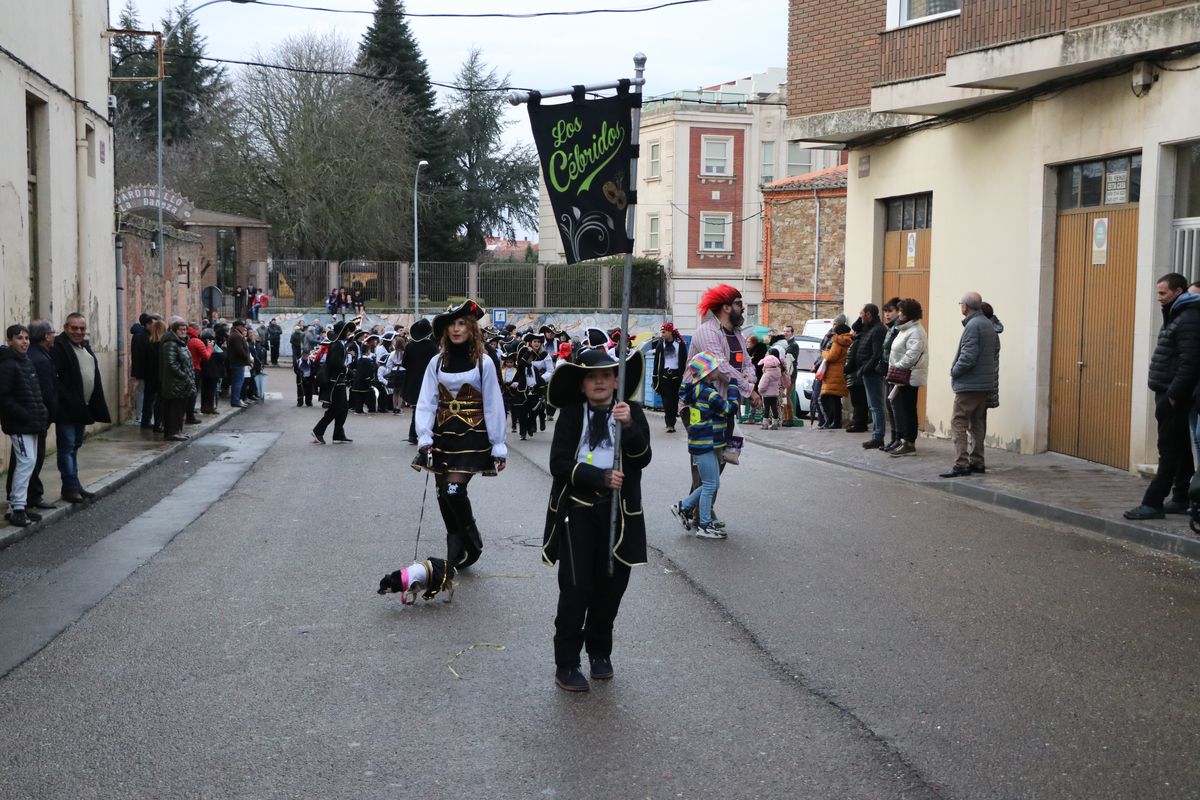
[155, 0, 252, 276]
[413, 159, 429, 317]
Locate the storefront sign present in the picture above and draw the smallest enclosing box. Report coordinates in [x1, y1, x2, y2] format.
[1104, 165, 1128, 205]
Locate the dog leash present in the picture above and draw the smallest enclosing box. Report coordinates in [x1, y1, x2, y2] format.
[413, 452, 432, 562]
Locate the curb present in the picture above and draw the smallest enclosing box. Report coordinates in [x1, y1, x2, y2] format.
[0, 408, 245, 552]
[743, 432, 1200, 561]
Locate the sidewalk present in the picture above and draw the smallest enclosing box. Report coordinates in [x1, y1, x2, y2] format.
[0, 406, 243, 550]
[738, 418, 1200, 560]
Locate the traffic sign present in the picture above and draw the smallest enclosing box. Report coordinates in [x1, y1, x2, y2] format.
[493, 308, 508, 326]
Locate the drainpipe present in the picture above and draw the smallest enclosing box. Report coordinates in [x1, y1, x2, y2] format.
[812, 189, 821, 318]
[72, 0, 91, 322]
[115, 233, 125, 424]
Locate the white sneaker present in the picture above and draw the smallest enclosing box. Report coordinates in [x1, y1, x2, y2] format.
[695, 525, 726, 540]
[670, 502, 692, 531]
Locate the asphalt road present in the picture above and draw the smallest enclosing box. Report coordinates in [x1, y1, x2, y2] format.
[1, 387, 1198, 799]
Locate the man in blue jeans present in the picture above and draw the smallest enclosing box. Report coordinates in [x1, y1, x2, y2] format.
[854, 303, 887, 449]
[227, 320, 253, 407]
[50, 313, 112, 504]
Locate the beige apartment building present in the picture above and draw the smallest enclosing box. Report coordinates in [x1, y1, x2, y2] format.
[1, 0, 117, 412]
[539, 69, 838, 332]
[786, 0, 1200, 472]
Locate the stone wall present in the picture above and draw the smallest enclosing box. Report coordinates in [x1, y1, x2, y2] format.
[762, 187, 847, 329]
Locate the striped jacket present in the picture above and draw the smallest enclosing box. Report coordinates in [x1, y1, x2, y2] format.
[682, 380, 730, 454]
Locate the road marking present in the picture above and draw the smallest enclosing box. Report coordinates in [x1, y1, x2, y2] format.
[0, 432, 279, 679]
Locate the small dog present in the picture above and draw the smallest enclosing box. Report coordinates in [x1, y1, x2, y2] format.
[378, 557, 457, 605]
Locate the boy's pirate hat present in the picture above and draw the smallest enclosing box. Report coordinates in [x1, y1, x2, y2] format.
[329, 318, 357, 340]
[408, 318, 433, 341]
[547, 347, 643, 410]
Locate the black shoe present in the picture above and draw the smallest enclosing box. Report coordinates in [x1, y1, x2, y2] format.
[589, 655, 614, 680]
[185, 417, 201, 425]
[862, 438, 884, 450]
[519, 435, 526, 441]
[305, 402, 313, 407]
[1164, 498, 1189, 515]
[61, 490, 85, 504]
[554, 666, 590, 693]
[311, 429, 326, 445]
[23, 509, 42, 522]
[407, 438, 418, 445]
[332, 437, 353, 443]
[5, 510, 30, 527]
[666, 426, 675, 433]
[939, 466, 973, 478]
[882, 440, 901, 452]
[168, 434, 189, 442]
[30, 499, 57, 510]
[1124, 504, 1165, 520]
[79, 489, 96, 500]
[297, 401, 304, 407]
[968, 464, 986, 474]
[845, 425, 867, 433]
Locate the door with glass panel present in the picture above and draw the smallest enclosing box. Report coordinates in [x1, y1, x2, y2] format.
[1049, 156, 1140, 469]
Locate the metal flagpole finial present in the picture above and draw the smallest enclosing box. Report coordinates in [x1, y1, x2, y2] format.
[634, 53, 647, 69]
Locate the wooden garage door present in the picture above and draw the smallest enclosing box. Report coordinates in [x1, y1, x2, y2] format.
[882, 193, 932, 427]
[1048, 207, 1138, 468]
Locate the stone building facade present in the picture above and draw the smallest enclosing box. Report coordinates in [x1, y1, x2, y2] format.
[761, 165, 848, 329]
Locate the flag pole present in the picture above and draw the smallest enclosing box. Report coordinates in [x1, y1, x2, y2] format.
[607, 53, 646, 577]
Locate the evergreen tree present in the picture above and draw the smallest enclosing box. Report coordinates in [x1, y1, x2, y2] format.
[445, 50, 539, 261]
[358, 0, 465, 261]
[160, 2, 227, 145]
[110, 0, 157, 142]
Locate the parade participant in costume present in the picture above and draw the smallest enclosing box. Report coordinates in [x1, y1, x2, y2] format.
[542, 347, 651, 693]
[401, 318, 437, 444]
[312, 318, 356, 444]
[500, 350, 518, 430]
[350, 333, 380, 414]
[653, 322, 687, 433]
[511, 345, 546, 441]
[524, 334, 553, 431]
[683, 284, 760, 524]
[412, 301, 507, 568]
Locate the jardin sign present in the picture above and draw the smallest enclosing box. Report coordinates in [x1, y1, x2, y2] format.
[528, 91, 634, 263]
[116, 184, 195, 221]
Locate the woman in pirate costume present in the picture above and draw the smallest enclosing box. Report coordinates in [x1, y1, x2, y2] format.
[412, 300, 507, 568]
[542, 347, 651, 693]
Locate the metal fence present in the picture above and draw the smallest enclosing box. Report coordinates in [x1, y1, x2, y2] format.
[546, 263, 601, 308]
[478, 263, 537, 309]
[270, 259, 328, 308]
[414, 261, 471, 308]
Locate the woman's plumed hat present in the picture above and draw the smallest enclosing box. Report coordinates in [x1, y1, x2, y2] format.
[432, 299, 486, 339]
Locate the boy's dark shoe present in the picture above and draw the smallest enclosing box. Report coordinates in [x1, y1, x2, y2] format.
[589, 655, 614, 680]
[555, 667, 590, 693]
[5, 510, 30, 527]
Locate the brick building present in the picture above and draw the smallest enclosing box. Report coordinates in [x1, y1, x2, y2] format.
[786, 0, 1200, 471]
[184, 209, 271, 298]
[761, 164, 848, 329]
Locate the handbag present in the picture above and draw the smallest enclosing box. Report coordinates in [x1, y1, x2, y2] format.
[886, 365, 911, 385]
[815, 359, 827, 380]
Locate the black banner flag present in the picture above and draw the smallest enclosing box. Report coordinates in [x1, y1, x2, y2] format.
[528, 91, 634, 264]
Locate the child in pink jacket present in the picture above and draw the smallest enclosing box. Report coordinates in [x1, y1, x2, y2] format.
[757, 353, 783, 430]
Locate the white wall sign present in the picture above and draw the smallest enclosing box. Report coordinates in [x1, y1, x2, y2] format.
[1092, 217, 1108, 265]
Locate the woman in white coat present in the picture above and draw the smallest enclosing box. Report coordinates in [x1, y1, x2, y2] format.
[887, 298, 929, 457]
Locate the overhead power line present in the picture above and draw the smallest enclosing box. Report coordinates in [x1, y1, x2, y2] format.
[237, 0, 712, 18]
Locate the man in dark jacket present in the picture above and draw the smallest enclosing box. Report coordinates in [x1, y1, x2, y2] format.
[52, 313, 112, 504]
[267, 319, 283, 366]
[8, 321, 58, 511]
[1125, 273, 1200, 519]
[227, 320, 253, 408]
[844, 317, 868, 431]
[129, 313, 153, 425]
[0, 325, 50, 527]
[400, 319, 438, 445]
[940, 292, 1000, 478]
[855, 304, 887, 447]
[312, 319, 355, 444]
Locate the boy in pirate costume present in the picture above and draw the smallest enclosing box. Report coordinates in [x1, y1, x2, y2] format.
[511, 344, 545, 441]
[349, 333, 380, 414]
[412, 300, 507, 569]
[542, 347, 651, 693]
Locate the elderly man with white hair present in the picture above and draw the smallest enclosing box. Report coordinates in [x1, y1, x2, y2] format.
[940, 291, 999, 479]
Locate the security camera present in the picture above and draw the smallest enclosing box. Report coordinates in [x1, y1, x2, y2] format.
[108, 95, 117, 110]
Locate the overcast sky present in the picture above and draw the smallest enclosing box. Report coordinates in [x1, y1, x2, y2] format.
[113, 0, 788, 239]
